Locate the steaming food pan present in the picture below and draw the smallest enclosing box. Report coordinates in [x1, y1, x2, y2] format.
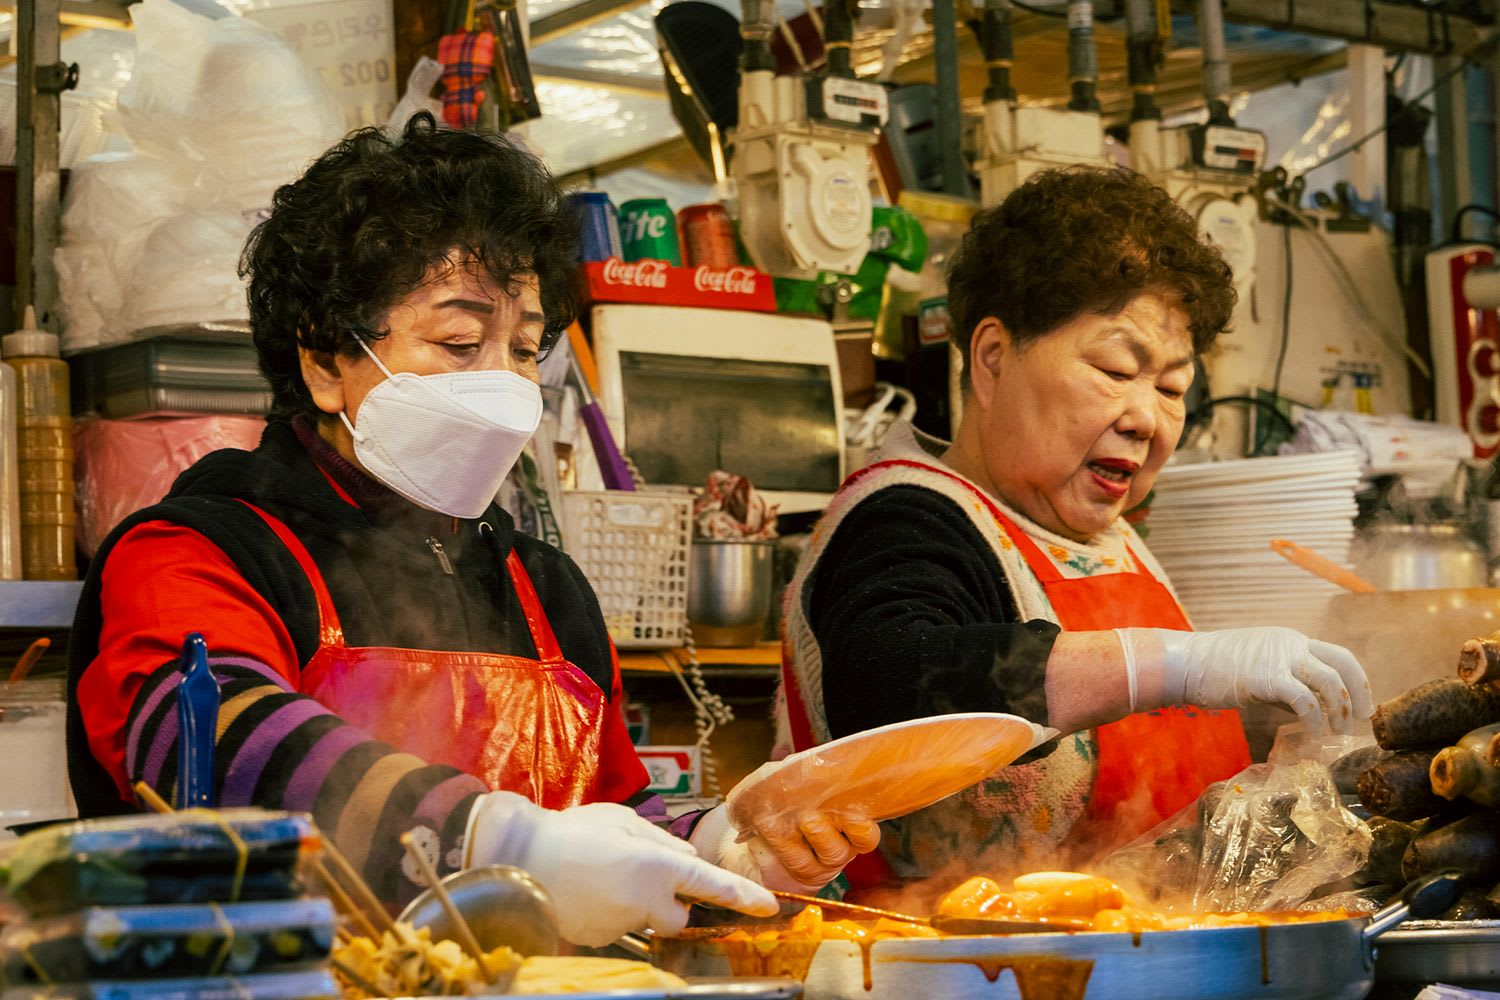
[652, 872, 1463, 1000]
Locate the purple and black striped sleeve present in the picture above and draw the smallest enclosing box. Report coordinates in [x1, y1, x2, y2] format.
[125, 657, 487, 908]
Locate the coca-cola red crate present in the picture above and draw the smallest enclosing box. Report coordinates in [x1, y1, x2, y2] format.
[579, 258, 777, 313]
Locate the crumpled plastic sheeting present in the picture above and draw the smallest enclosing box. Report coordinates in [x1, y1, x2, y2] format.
[74, 415, 266, 558]
[54, 0, 342, 353]
[1103, 725, 1373, 914]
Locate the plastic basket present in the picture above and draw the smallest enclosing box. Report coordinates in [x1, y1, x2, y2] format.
[561, 489, 691, 649]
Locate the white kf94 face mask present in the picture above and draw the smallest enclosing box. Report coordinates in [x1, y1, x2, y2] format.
[338, 337, 543, 519]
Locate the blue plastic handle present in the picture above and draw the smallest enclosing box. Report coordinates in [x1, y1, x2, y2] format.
[175, 632, 220, 809]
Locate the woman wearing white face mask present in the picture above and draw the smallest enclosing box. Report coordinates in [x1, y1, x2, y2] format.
[66, 112, 786, 945]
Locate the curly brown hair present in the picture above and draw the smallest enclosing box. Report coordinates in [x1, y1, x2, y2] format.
[240, 112, 580, 419]
[947, 166, 1236, 389]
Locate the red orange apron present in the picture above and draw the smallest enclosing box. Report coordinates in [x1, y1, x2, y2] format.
[244, 502, 643, 809]
[782, 459, 1250, 871]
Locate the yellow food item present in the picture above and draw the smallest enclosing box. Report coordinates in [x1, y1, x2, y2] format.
[934, 871, 1354, 933]
[719, 902, 941, 952]
[510, 956, 689, 994]
[332, 924, 520, 998]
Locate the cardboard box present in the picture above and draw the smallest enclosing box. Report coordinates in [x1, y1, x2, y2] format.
[636, 745, 701, 797]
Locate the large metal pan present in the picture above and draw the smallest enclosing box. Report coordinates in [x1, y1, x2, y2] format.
[1370, 919, 1500, 999]
[652, 871, 1464, 1000]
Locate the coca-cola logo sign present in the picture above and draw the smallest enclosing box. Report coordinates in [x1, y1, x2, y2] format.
[601, 258, 669, 288]
[693, 266, 758, 295]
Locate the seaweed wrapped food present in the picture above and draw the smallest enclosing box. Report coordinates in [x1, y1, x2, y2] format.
[0, 809, 317, 918]
[0, 900, 335, 982]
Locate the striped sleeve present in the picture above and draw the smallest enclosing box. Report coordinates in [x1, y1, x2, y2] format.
[126, 656, 486, 907]
[89, 521, 485, 909]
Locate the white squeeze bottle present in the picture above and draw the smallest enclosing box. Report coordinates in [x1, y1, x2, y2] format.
[3, 308, 74, 580]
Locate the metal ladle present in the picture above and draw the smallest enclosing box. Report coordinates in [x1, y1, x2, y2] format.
[398, 864, 562, 958]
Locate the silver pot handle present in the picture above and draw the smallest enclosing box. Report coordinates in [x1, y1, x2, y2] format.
[1361, 869, 1465, 961]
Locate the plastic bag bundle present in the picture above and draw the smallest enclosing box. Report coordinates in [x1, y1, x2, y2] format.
[1102, 726, 1373, 913]
[55, 0, 342, 352]
[73, 415, 266, 558]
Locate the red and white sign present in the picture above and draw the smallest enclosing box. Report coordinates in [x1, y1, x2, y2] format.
[580, 259, 777, 313]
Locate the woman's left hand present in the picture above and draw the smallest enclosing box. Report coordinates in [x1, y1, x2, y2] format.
[691, 800, 883, 894]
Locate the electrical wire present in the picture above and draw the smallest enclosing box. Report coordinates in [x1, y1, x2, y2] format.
[1259, 222, 1295, 455]
[1298, 46, 1485, 178]
[667, 626, 735, 800]
[1451, 202, 1500, 243]
[1262, 193, 1433, 379]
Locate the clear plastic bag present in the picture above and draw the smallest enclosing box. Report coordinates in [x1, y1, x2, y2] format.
[1102, 726, 1373, 913]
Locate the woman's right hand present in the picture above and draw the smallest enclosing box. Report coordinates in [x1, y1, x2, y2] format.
[463, 793, 778, 946]
[1116, 627, 1375, 734]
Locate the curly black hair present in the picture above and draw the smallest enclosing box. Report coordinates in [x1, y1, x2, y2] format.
[240, 112, 580, 418]
[947, 165, 1236, 390]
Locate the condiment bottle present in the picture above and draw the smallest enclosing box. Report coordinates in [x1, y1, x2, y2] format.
[1430, 721, 1500, 807]
[2, 308, 75, 580]
[0, 355, 23, 580]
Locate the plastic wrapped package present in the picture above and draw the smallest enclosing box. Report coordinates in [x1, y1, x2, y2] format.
[0, 809, 318, 919]
[1, 899, 335, 982]
[74, 416, 266, 558]
[55, 0, 342, 352]
[1102, 727, 1373, 913]
[0, 969, 339, 1000]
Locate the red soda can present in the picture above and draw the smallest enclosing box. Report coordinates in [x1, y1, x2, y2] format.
[678, 203, 739, 269]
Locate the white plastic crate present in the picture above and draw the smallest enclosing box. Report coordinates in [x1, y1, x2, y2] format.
[561, 489, 691, 650]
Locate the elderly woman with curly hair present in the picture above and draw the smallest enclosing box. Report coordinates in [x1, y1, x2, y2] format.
[65, 114, 797, 943]
[778, 166, 1374, 895]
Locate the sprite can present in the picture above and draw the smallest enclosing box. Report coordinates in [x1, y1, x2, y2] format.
[618, 197, 683, 266]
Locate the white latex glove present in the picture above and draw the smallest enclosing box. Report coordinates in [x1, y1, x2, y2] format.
[464, 792, 777, 946]
[1116, 627, 1375, 735]
[690, 802, 883, 894]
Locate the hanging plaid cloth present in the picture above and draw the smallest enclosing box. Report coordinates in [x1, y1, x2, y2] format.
[437, 31, 496, 128]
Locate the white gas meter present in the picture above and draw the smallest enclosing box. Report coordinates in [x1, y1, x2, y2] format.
[732, 71, 887, 278]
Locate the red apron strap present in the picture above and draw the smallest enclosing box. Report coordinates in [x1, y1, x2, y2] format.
[236, 501, 346, 647]
[506, 551, 565, 663]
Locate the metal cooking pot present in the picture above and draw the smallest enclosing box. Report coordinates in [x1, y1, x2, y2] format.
[1353, 523, 1487, 590]
[688, 540, 775, 647]
[652, 871, 1463, 1000]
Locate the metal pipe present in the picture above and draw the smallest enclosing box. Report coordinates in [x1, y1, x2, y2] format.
[1196, 0, 1233, 122]
[1066, 0, 1099, 112]
[16, 0, 64, 331]
[932, 0, 971, 196]
[740, 0, 777, 72]
[1124, 0, 1160, 121]
[823, 0, 857, 78]
[981, 0, 1016, 104]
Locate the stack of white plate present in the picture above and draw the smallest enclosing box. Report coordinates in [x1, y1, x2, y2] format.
[1144, 450, 1364, 633]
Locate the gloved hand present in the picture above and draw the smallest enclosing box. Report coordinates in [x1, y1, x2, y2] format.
[1115, 627, 1375, 735]
[690, 802, 883, 894]
[465, 793, 778, 946]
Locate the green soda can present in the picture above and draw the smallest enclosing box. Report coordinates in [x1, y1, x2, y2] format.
[617, 197, 683, 265]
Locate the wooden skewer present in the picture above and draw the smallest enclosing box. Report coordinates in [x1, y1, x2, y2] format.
[322, 837, 397, 936]
[331, 956, 387, 999]
[399, 831, 495, 983]
[316, 858, 381, 941]
[134, 781, 174, 815]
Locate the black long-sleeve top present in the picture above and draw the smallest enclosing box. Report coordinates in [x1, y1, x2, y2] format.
[807, 485, 1061, 740]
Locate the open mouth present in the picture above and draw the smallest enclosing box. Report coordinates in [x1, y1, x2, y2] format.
[1087, 459, 1139, 484]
